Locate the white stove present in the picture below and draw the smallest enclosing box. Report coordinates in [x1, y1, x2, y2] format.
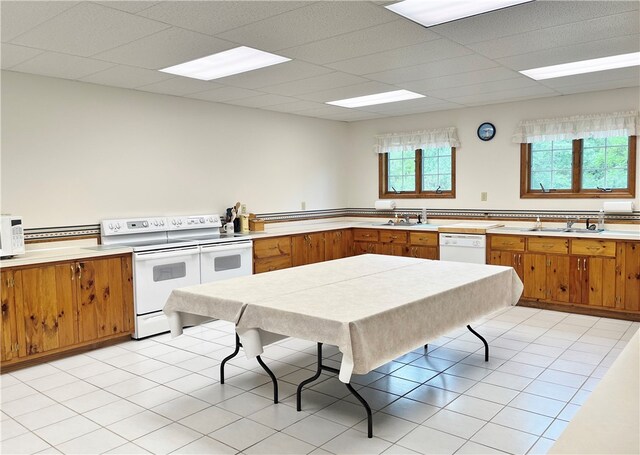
[101, 214, 252, 338]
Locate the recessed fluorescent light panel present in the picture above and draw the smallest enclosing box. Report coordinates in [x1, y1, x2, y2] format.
[327, 90, 425, 108]
[385, 0, 532, 27]
[159, 46, 290, 80]
[520, 52, 640, 80]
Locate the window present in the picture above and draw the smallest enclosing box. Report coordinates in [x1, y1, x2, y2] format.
[379, 147, 456, 198]
[520, 136, 636, 198]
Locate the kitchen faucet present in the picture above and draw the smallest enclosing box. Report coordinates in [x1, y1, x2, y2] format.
[402, 213, 410, 223]
[566, 217, 576, 229]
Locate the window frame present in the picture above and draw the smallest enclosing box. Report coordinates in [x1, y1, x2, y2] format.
[378, 147, 456, 199]
[520, 136, 636, 199]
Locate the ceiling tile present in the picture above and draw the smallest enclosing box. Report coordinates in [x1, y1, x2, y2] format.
[280, 19, 439, 65]
[79, 64, 173, 88]
[1, 43, 44, 69]
[399, 67, 521, 93]
[358, 101, 464, 117]
[94, 2, 160, 14]
[94, 27, 236, 70]
[364, 54, 500, 85]
[137, 1, 309, 36]
[10, 51, 114, 79]
[424, 78, 541, 100]
[136, 77, 222, 96]
[259, 72, 369, 96]
[1, 1, 77, 42]
[217, 1, 396, 51]
[432, 0, 639, 44]
[185, 86, 264, 102]
[295, 104, 384, 121]
[469, 11, 640, 59]
[326, 39, 473, 75]
[10, 2, 169, 57]
[298, 81, 400, 103]
[497, 35, 640, 70]
[215, 60, 333, 90]
[355, 96, 456, 113]
[448, 85, 559, 106]
[537, 66, 640, 89]
[224, 94, 299, 108]
[261, 100, 329, 113]
[554, 77, 640, 95]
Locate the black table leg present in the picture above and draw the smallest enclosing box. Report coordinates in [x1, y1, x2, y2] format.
[220, 332, 279, 403]
[467, 325, 489, 361]
[296, 342, 373, 438]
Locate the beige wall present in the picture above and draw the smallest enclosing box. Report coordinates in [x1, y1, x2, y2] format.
[2, 70, 638, 229]
[1, 71, 349, 228]
[346, 87, 640, 212]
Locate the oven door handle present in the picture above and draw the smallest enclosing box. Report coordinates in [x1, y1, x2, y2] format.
[135, 248, 199, 261]
[201, 242, 253, 253]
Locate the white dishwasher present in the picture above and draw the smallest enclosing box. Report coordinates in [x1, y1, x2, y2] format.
[439, 233, 486, 264]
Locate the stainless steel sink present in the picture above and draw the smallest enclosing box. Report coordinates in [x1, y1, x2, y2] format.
[524, 227, 601, 234]
[374, 221, 433, 227]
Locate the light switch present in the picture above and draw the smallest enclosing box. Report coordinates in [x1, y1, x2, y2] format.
[481, 192, 488, 201]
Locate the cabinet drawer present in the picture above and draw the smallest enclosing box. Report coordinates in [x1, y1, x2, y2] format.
[253, 237, 291, 259]
[379, 231, 408, 244]
[353, 229, 379, 242]
[571, 239, 616, 257]
[254, 256, 292, 274]
[409, 232, 438, 247]
[528, 237, 568, 254]
[490, 235, 525, 251]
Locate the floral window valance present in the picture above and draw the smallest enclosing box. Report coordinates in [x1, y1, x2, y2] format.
[512, 110, 640, 143]
[374, 127, 460, 154]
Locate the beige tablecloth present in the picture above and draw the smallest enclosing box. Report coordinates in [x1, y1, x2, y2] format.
[164, 254, 523, 382]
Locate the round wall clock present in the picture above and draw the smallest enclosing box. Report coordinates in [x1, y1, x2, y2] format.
[477, 122, 496, 141]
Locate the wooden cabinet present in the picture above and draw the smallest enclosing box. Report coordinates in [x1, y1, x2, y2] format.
[353, 241, 380, 255]
[325, 230, 352, 260]
[17, 263, 77, 356]
[1, 270, 21, 362]
[615, 242, 640, 312]
[253, 236, 292, 273]
[292, 233, 325, 267]
[570, 256, 616, 308]
[1, 254, 134, 369]
[488, 233, 639, 319]
[77, 257, 134, 343]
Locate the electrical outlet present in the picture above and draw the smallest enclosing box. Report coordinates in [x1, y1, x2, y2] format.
[481, 192, 488, 201]
[301, 201, 306, 210]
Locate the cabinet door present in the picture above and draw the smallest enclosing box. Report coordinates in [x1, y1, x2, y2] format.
[489, 251, 524, 282]
[586, 257, 616, 308]
[292, 233, 325, 266]
[523, 253, 546, 300]
[570, 256, 589, 305]
[616, 242, 640, 312]
[405, 246, 437, 260]
[353, 241, 379, 255]
[325, 230, 348, 261]
[1, 270, 21, 361]
[16, 264, 77, 355]
[547, 255, 570, 303]
[379, 243, 405, 256]
[77, 256, 133, 343]
[253, 237, 291, 259]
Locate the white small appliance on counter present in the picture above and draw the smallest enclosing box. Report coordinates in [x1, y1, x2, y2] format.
[0, 215, 25, 258]
[101, 214, 253, 339]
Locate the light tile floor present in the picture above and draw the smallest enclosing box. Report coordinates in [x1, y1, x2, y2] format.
[1, 306, 638, 455]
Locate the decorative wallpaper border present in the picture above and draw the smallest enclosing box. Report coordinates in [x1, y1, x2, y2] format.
[24, 208, 639, 241]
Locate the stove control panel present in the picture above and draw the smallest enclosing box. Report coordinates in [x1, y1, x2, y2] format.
[167, 214, 222, 230]
[101, 217, 167, 236]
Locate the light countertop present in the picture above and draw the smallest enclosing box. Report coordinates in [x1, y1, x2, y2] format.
[1, 218, 637, 268]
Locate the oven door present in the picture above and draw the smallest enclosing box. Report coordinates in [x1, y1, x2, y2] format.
[200, 241, 253, 283]
[134, 246, 200, 315]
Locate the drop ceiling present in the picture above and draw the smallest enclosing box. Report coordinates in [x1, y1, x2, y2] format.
[2, 1, 639, 122]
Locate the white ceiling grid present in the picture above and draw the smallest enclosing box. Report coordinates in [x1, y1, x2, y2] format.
[1, 0, 638, 122]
